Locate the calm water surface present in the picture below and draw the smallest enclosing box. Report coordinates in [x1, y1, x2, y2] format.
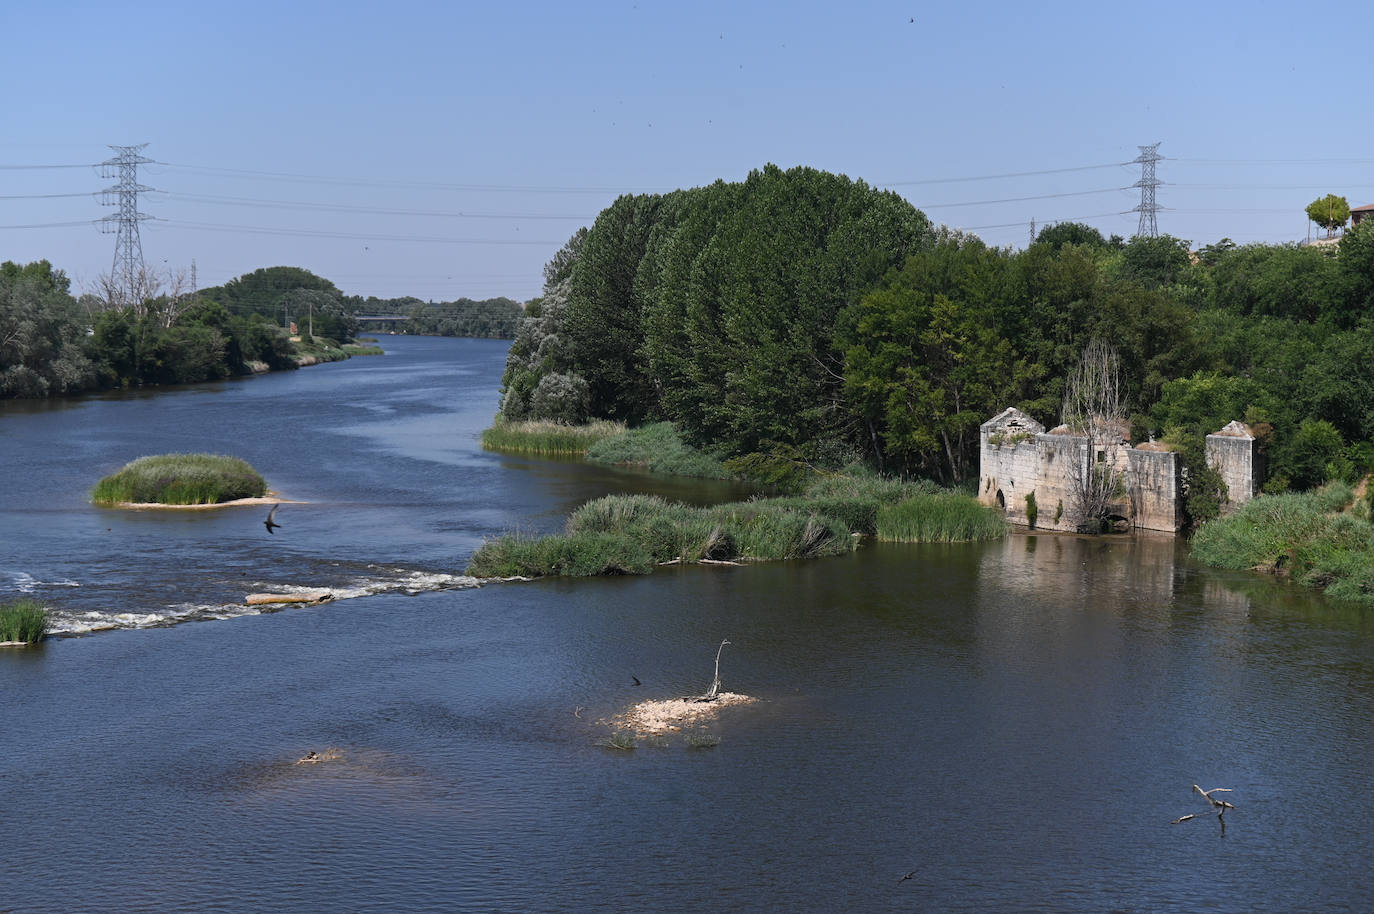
[3, 336, 1373, 912]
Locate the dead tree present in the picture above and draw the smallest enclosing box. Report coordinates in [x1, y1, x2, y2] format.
[1061, 339, 1127, 532]
[696, 639, 731, 702]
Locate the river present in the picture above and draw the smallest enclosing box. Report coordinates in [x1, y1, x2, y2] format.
[3, 335, 1373, 912]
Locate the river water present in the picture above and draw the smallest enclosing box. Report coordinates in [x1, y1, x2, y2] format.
[3, 336, 1372, 912]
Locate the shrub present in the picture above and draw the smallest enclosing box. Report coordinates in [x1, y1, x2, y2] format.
[92, 454, 267, 506]
[0, 599, 49, 644]
[1025, 491, 1038, 529]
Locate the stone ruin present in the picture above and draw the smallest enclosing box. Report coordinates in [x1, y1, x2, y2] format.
[977, 407, 1263, 533]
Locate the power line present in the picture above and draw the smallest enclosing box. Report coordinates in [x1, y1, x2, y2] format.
[916, 187, 1130, 209]
[0, 162, 97, 170]
[0, 219, 98, 230]
[880, 161, 1131, 187]
[151, 162, 639, 194]
[157, 191, 595, 220]
[152, 219, 560, 245]
[0, 192, 96, 200]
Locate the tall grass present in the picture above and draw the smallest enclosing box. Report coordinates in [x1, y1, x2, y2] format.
[0, 599, 49, 644]
[92, 454, 267, 506]
[1192, 484, 1374, 605]
[585, 422, 731, 479]
[876, 493, 1009, 543]
[481, 419, 626, 456]
[467, 531, 655, 577]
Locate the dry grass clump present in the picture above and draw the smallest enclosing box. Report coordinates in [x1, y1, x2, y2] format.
[481, 419, 626, 456]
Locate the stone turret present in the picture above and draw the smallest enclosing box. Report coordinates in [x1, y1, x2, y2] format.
[1205, 421, 1263, 510]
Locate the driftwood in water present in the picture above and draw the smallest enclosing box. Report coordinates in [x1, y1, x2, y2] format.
[245, 591, 334, 606]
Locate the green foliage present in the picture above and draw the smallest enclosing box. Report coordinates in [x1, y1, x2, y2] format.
[585, 422, 731, 479]
[1191, 485, 1374, 606]
[1025, 491, 1038, 528]
[467, 531, 655, 577]
[875, 494, 1008, 543]
[390, 296, 523, 339]
[91, 453, 267, 506]
[1034, 222, 1108, 251]
[0, 599, 49, 644]
[686, 732, 721, 749]
[1306, 194, 1351, 236]
[480, 419, 626, 456]
[1281, 419, 1346, 491]
[200, 266, 340, 319]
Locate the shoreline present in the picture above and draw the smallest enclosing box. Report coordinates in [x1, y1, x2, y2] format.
[102, 494, 304, 511]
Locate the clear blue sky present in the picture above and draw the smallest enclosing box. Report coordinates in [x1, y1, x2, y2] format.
[3, 0, 1371, 301]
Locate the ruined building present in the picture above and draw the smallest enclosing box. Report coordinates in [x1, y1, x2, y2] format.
[977, 408, 1262, 533]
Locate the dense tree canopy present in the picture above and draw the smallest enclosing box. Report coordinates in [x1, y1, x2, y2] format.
[499, 166, 1374, 493]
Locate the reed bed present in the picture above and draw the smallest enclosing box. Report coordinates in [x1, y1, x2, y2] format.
[875, 493, 1009, 543]
[481, 419, 627, 456]
[91, 454, 267, 506]
[585, 422, 731, 479]
[0, 599, 49, 644]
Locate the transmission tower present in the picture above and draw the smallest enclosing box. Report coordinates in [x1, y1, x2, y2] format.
[99, 144, 155, 305]
[1131, 142, 1162, 237]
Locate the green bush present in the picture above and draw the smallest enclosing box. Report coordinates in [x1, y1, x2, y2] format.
[876, 494, 1008, 543]
[0, 599, 49, 644]
[481, 419, 626, 456]
[92, 454, 267, 506]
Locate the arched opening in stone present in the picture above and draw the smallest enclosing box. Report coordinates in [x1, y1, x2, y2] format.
[995, 490, 1006, 512]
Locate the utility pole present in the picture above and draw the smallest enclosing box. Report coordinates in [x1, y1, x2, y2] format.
[1029, 218, 1037, 246]
[1132, 142, 1162, 237]
[99, 144, 155, 306]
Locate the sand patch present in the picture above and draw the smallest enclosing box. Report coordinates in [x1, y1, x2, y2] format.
[607, 692, 755, 735]
[109, 494, 303, 510]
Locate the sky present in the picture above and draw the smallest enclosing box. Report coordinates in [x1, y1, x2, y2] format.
[3, 0, 1372, 302]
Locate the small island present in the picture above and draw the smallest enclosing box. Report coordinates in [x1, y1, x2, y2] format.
[0, 599, 48, 646]
[92, 453, 270, 507]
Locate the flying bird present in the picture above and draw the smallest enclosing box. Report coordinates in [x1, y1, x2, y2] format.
[631, 676, 642, 686]
[264, 504, 282, 535]
[898, 871, 915, 884]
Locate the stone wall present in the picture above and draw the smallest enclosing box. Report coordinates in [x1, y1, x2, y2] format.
[1128, 447, 1183, 532]
[979, 406, 1191, 534]
[1205, 422, 1261, 510]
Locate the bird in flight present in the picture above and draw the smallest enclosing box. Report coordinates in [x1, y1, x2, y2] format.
[898, 871, 915, 884]
[264, 504, 282, 535]
[631, 676, 642, 686]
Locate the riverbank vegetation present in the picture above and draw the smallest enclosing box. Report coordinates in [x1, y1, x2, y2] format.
[92, 454, 267, 506]
[491, 165, 1374, 502]
[0, 599, 48, 644]
[1191, 482, 1374, 605]
[481, 418, 626, 456]
[584, 422, 732, 479]
[467, 472, 1004, 578]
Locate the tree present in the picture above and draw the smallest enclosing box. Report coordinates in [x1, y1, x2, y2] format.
[1306, 194, 1350, 238]
[1034, 221, 1107, 251]
[1061, 340, 1128, 532]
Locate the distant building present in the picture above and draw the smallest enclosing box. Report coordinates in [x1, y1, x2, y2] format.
[1352, 203, 1374, 228]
